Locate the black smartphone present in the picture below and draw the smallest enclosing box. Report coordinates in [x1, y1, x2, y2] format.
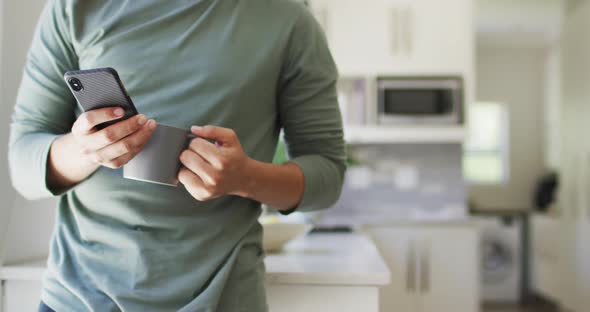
[64, 67, 138, 129]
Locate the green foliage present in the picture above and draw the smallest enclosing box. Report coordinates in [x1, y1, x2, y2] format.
[272, 139, 289, 164]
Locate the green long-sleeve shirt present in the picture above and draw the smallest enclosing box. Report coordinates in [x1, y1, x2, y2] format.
[8, 0, 345, 311]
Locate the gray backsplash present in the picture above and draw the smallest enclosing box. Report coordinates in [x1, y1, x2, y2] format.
[318, 143, 467, 225]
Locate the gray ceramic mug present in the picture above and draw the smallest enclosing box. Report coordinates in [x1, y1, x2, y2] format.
[123, 124, 191, 186]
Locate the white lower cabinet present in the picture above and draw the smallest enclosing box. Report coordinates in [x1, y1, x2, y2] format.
[366, 228, 416, 312]
[0, 281, 379, 312]
[530, 215, 562, 302]
[1, 280, 43, 312]
[0, 233, 388, 312]
[366, 225, 479, 312]
[266, 284, 379, 312]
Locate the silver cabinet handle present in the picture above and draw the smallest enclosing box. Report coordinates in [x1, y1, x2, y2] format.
[584, 152, 589, 220]
[420, 240, 430, 294]
[391, 7, 413, 56]
[390, 8, 399, 55]
[1, 279, 5, 312]
[406, 240, 416, 292]
[403, 7, 413, 55]
[587, 153, 590, 220]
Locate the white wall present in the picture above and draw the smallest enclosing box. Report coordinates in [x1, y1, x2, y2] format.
[476, 0, 563, 46]
[0, 0, 7, 264]
[542, 45, 561, 170]
[0, 0, 56, 265]
[558, 0, 590, 310]
[469, 45, 547, 210]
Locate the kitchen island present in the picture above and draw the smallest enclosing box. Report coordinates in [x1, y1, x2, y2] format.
[0, 233, 390, 312]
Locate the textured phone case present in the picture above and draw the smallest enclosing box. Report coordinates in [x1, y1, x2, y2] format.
[64, 68, 138, 129]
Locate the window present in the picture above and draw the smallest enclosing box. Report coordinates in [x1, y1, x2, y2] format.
[463, 102, 509, 184]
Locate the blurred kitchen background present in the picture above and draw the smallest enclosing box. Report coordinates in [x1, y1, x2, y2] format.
[0, 0, 589, 312]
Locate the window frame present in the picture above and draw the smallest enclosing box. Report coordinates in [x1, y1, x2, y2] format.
[463, 102, 510, 185]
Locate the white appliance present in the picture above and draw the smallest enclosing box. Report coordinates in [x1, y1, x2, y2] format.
[473, 215, 523, 303]
[377, 77, 464, 125]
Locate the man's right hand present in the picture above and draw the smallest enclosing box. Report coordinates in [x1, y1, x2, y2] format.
[71, 107, 157, 169]
[47, 107, 157, 193]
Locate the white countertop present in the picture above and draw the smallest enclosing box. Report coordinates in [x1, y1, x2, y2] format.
[1, 233, 390, 287]
[0, 258, 46, 281]
[265, 233, 390, 286]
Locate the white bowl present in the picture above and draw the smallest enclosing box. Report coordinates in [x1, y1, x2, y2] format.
[262, 222, 312, 252]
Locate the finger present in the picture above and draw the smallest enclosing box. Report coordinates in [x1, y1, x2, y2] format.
[179, 150, 219, 186]
[102, 151, 136, 169]
[92, 119, 157, 162]
[73, 107, 125, 135]
[178, 168, 213, 201]
[84, 115, 150, 151]
[187, 137, 223, 168]
[191, 125, 237, 146]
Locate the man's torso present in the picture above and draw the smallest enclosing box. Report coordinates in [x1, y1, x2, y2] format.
[42, 1, 306, 311]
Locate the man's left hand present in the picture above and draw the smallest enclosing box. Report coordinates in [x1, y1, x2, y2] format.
[178, 125, 252, 201]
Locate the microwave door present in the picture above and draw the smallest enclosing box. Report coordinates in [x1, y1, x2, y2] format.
[378, 79, 462, 125]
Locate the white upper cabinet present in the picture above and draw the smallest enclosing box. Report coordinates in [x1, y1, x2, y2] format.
[309, 0, 474, 76]
[311, 0, 389, 75]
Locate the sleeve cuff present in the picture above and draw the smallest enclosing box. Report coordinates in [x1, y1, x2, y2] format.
[41, 134, 69, 197]
[9, 133, 63, 199]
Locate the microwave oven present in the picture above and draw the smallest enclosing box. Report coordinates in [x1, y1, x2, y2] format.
[377, 77, 463, 125]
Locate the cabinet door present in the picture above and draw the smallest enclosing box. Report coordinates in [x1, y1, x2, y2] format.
[408, 0, 473, 73]
[365, 227, 418, 312]
[572, 152, 590, 311]
[382, 0, 473, 74]
[310, 0, 473, 75]
[381, 0, 417, 72]
[326, 0, 391, 75]
[417, 228, 479, 312]
[530, 215, 562, 301]
[3, 280, 43, 312]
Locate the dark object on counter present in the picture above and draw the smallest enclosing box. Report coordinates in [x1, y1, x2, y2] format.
[533, 172, 559, 212]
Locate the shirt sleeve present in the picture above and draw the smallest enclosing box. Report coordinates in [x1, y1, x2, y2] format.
[8, 0, 78, 200]
[278, 6, 346, 213]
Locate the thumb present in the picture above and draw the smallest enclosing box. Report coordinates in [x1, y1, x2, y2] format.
[191, 125, 236, 145]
